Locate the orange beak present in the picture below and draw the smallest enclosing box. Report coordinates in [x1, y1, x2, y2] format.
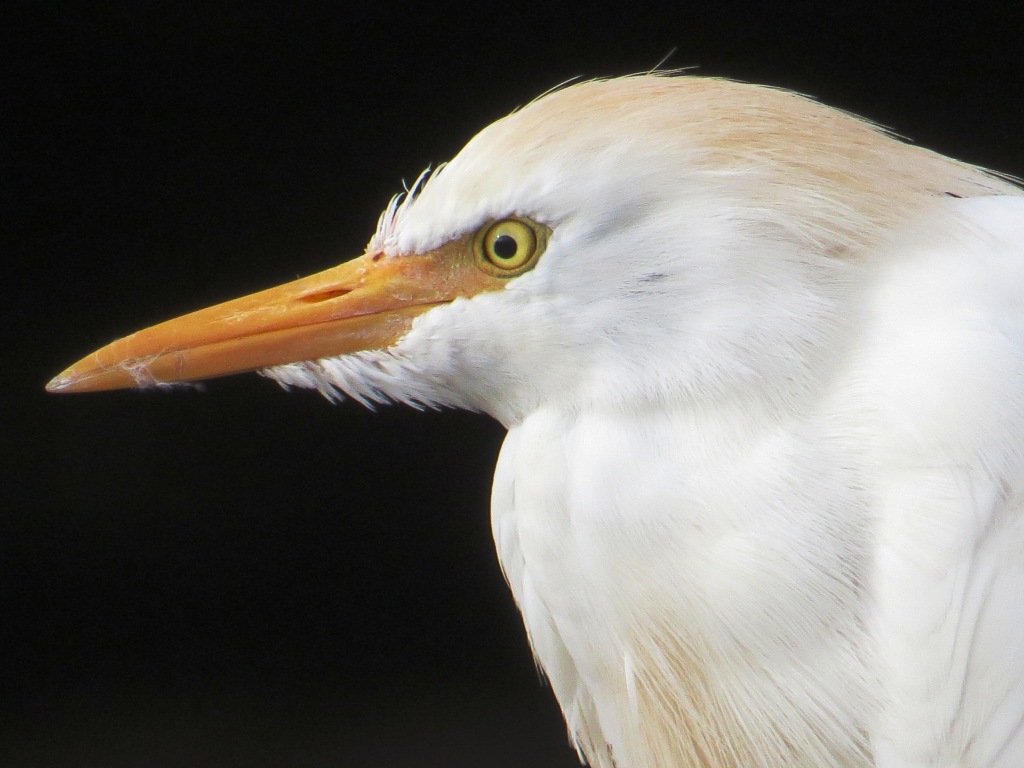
[47, 244, 501, 394]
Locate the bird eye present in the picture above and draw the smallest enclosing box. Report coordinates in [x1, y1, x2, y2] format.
[477, 218, 542, 275]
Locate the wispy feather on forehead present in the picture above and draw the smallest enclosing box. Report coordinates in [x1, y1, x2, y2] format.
[368, 165, 440, 252]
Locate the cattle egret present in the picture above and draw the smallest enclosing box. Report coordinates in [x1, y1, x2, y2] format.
[48, 75, 1024, 767]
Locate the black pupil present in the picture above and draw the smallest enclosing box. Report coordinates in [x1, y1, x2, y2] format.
[492, 234, 518, 260]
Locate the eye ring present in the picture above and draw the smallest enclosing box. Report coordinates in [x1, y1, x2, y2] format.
[477, 218, 542, 275]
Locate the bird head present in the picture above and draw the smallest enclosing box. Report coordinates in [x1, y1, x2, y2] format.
[47, 76, 1010, 424]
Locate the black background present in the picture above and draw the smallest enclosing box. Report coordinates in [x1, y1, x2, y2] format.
[4, 3, 1023, 767]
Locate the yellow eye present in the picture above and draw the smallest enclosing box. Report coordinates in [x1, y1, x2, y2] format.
[477, 218, 542, 275]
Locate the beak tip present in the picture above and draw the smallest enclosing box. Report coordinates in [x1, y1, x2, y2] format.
[46, 371, 77, 394]
[46, 360, 100, 394]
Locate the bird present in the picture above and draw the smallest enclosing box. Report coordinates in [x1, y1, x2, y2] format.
[48, 74, 1024, 768]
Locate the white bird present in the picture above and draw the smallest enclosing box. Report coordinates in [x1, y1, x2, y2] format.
[48, 75, 1024, 768]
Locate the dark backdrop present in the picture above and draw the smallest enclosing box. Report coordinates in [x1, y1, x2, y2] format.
[4, 4, 1023, 767]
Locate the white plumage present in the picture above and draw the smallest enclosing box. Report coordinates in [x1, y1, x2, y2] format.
[51, 75, 1024, 767]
